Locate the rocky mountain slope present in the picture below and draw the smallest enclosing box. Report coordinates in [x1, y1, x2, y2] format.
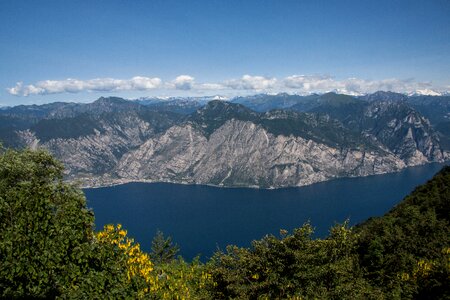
[232, 91, 450, 151]
[305, 97, 445, 164]
[1, 93, 448, 188]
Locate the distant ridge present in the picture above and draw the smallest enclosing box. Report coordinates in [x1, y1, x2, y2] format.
[0, 91, 448, 188]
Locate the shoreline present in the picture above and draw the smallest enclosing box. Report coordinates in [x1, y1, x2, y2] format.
[77, 161, 449, 190]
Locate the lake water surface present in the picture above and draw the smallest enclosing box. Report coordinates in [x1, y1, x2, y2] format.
[85, 163, 446, 260]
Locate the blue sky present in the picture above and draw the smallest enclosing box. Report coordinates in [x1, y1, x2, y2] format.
[1, 0, 449, 105]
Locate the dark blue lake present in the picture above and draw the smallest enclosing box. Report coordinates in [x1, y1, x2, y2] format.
[85, 163, 446, 260]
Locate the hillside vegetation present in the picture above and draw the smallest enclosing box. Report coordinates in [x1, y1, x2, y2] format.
[0, 148, 448, 299]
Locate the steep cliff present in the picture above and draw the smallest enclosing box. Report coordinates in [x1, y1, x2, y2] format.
[117, 119, 405, 188]
[2, 95, 446, 188]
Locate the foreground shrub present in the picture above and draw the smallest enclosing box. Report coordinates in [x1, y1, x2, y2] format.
[206, 222, 382, 299]
[0, 148, 95, 298]
[0, 147, 211, 299]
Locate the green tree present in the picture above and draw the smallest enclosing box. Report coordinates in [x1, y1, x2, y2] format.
[206, 222, 381, 299]
[0, 147, 205, 299]
[0, 147, 95, 298]
[357, 166, 450, 299]
[150, 230, 180, 265]
[0, 147, 160, 298]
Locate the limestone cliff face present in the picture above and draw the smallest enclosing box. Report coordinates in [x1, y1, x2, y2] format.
[361, 100, 444, 165]
[18, 113, 153, 178]
[115, 120, 406, 188]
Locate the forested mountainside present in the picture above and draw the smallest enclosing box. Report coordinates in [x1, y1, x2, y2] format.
[1, 148, 449, 299]
[0, 92, 448, 188]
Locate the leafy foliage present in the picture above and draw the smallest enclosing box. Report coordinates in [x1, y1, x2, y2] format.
[150, 230, 180, 264]
[150, 257, 213, 299]
[206, 223, 382, 299]
[356, 166, 450, 299]
[0, 147, 212, 299]
[0, 147, 94, 298]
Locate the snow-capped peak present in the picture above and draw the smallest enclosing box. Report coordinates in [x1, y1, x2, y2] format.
[212, 95, 229, 100]
[408, 89, 442, 96]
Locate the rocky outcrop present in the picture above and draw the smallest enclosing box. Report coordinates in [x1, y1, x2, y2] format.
[361, 100, 444, 165]
[18, 112, 154, 177]
[116, 120, 405, 188]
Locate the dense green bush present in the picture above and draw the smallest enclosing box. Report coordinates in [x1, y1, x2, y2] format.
[0, 147, 96, 298]
[357, 166, 450, 299]
[150, 230, 180, 265]
[0, 148, 151, 298]
[205, 223, 383, 299]
[0, 147, 211, 299]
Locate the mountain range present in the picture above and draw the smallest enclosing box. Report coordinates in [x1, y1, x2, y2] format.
[0, 91, 449, 188]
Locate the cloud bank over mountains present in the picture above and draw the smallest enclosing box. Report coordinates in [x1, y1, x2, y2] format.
[7, 77, 162, 96]
[7, 74, 446, 97]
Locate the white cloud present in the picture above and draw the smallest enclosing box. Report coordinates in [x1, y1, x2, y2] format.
[284, 75, 337, 91]
[224, 75, 277, 90]
[126, 76, 162, 90]
[197, 83, 225, 90]
[171, 75, 195, 90]
[282, 75, 436, 95]
[7, 82, 24, 95]
[6, 74, 446, 97]
[7, 76, 162, 96]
